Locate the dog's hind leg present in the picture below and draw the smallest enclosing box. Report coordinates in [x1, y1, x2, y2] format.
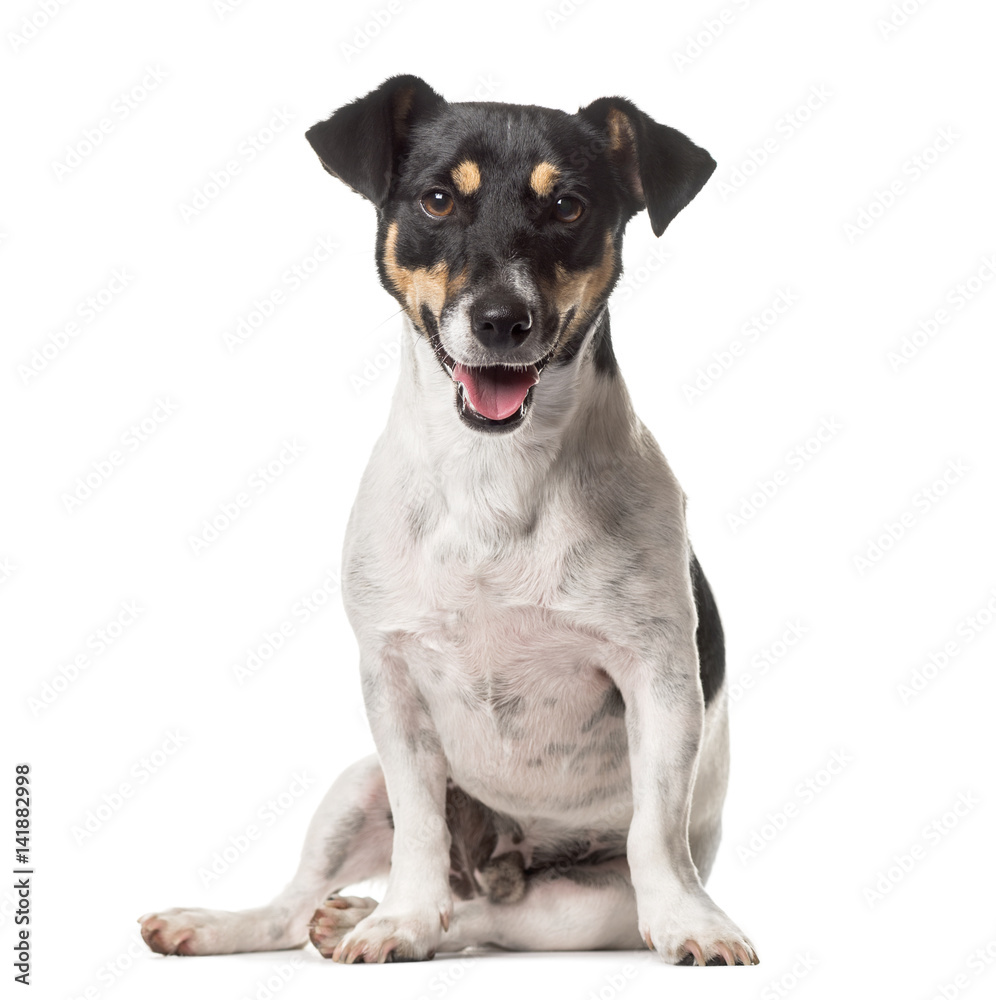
[439, 856, 752, 962]
[308, 857, 645, 957]
[442, 858, 645, 953]
[140, 755, 392, 956]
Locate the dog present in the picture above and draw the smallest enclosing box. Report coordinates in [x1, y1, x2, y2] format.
[139, 75, 758, 967]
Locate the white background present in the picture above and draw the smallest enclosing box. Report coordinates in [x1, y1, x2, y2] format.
[3, 0, 995, 998]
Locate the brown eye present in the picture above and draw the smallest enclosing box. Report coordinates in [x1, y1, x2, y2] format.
[553, 196, 584, 223]
[420, 190, 454, 218]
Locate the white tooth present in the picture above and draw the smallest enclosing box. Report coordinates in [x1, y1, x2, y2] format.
[459, 384, 477, 414]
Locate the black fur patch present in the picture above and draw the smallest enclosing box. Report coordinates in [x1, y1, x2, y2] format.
[581, 683, 626, 732]
[555, 310, 619, 377]
[478, 851, 526, 904]
[445, 782, 498, 900]
[690, 552, 725, 706]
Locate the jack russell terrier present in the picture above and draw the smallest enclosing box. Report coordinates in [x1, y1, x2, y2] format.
[140, 74, 758, 968]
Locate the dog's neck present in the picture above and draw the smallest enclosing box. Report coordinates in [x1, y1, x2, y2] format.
[380, 313, 638, 537]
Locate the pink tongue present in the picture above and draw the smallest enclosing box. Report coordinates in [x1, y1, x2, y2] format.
[452, 364, 539, 421]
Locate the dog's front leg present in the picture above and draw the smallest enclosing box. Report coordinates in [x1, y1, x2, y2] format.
[331, 648, 451, 963]
[612, 629, 758, 966]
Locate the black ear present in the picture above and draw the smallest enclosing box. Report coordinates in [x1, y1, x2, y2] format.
[578, 97, 716, 237]
[305, 74, 444, 207]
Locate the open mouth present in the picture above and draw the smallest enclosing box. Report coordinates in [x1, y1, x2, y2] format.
[428, 332, 550, 432]
[452, 363, 539, 428]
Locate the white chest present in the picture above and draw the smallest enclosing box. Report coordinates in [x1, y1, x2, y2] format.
[381, 537, 635, 827]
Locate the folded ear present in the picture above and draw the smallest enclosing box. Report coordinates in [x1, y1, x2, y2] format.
[578, 97, 716, 237]
[305, 74, 444, 207]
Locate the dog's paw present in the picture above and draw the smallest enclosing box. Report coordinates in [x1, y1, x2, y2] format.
[330, 905, 444, 964]
[308, 895, 379, 958]
[641, 897, 758, 966]
[139, 907, 242, 956]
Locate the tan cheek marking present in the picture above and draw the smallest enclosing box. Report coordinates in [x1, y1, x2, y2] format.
[549, 231, 617, 320]
[529, 161, 560, 198]
[451, 160, 481, 195]
[446, 268, 468, 303]
[383, 221, 455, 321]
[383, 222, 414, 305]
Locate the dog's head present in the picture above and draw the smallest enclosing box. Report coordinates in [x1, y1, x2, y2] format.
[306, 75, 714, 434]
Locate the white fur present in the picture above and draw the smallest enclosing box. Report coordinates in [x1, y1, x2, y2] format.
[139, 312, 757, 966]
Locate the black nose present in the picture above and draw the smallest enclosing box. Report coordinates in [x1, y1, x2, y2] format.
[470, 297, 533, 352]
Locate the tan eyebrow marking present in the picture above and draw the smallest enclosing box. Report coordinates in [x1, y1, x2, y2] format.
[529, 161, 560, 198]
[450, 160, 481, 195]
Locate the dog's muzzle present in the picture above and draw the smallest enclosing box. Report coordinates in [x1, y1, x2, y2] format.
[430, 290, 556, 433]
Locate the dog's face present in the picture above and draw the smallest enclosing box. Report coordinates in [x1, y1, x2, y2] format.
[307, 76, 715, 434]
